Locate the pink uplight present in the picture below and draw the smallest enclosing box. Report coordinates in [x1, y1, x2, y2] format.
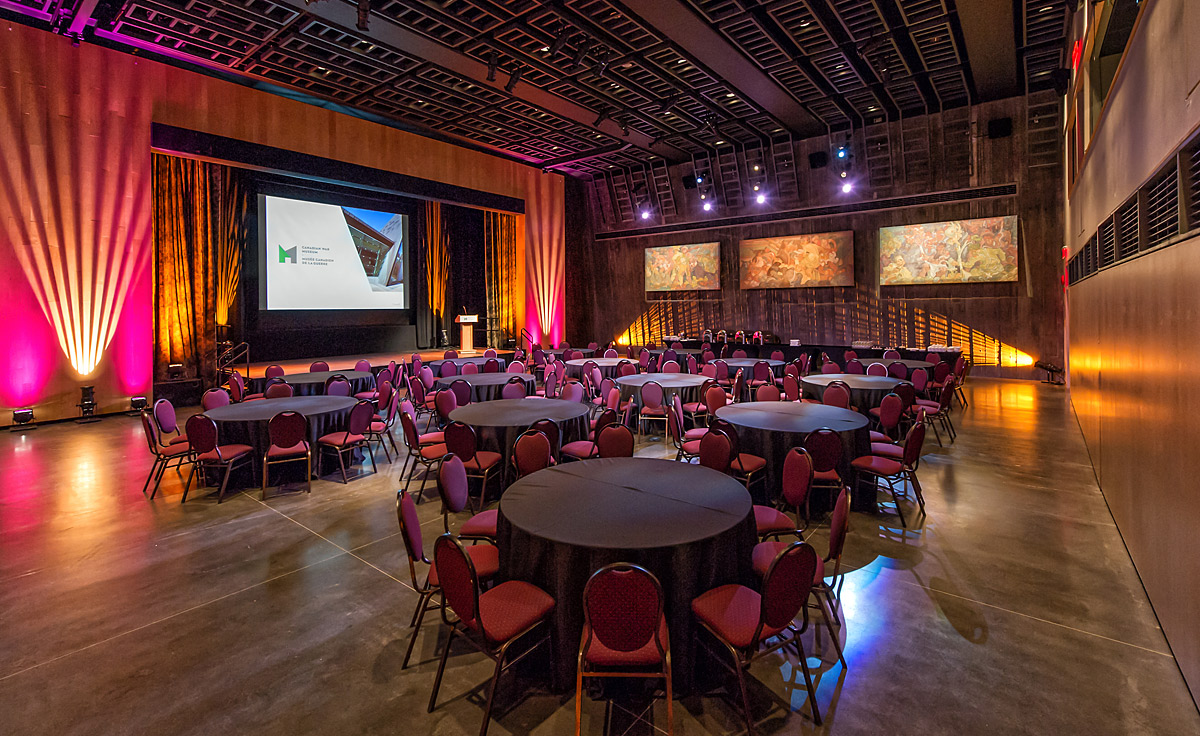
[0, 284, 57, 407]
[112, 260, 153, 395]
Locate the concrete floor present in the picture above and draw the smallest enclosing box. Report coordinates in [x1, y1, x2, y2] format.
[0, 379, 1196, 735]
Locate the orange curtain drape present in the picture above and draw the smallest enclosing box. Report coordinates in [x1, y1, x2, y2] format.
[152, 154, 247, 384]
[484, 211, 519, 345]
[417, 201, 451, 347]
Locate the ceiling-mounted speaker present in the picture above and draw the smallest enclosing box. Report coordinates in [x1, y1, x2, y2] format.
[808, 151, 828, 169]
[987, 117, 1013, 139]
[682, 175, 698, 189]
[1050, 68, 1071, 96]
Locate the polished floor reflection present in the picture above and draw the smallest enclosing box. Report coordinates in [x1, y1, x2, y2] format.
[1, 379, 1197, 735]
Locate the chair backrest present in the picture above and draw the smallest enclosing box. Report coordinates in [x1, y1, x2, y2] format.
[702, 349, 716, 364]
[437, 453, 471, 515]
[782, 374, 800, 401]
[419, 366, 435, 390]
[347, 400, 374, 435]
[325, 377, 352, 397]
[844, 359, 864, 374]
[139, 412, 162, 455]
[265, 382, 294, 399]
[435, 389, 458, 423]
[752, 360, 772, 383]
[755, 383, 781, 402]
[443, 350, 458, 360]
[449, 379, 473, 407]
[902, 421, 927, 468]
[559, 381, 585, 403]
[399, 408, 423, 450]
[352, 359, 371, 373]
[588, 342, 600, 351]
[887, 361, 909, 380]
[687, 354, 698, 374]
[798, 354, 811, 374]
[483, 358, 500, 373]
[593, 373, 610, 399]
[866, 362, 887, 376]
[226, 373, 245, 402]
[770, 350, 785, 361]
[410, 354, 422, 373]
[603, 348, 618, 358]
[638, 349, 651, 368]
[700, 363, 717, 379]
[152, 399, 179, 436]
[805, 428, 842, 473]
[661, 360, 681, 373]
[822, 382, 851, 409]
[533, 348, 547, 366]
[185, 414, 218, 455]
[843, 350, 858, 361]
[268, 411, 308, 448]
[440, 361, 459, 378]
[937, 376, 957, 410]
[784, 363, 800, 381]
[699, 429, 733, 473]
[407, 375, 427, 407]
[618, 361, 637, 377]
[514, 429, 553, 477]
[893, 381, 916, 412]
[933, 361, 952, 382]
[925, 352, 942, 364]
[443, 421, 478, 462]
[507, 360, 526, 373]
[828, 487, 851, 565]
[309, 361, 329, 372]
[559, 341, 571, 350]
[781, 448, 814, 508]
[877, 393, 903, 433]
[640, 381, 664, 409]
[662, 349, 678, 364]
[604, 386, 621, 412]
[462, 362, 479, 375]
[883, 349, 901, 359]
[730, 369, 745, 402]
[543, 369, 559, 399]
[704, 384, 727, 414]
[582, 564, 665, 659]
[597, 424, 635, 458]
[484, 348, 498, 358]
[433, 534, 480, 628]
[201, 388, 231, 411]
[395, 490, 428, 585]
[265, 364, 286, 379]
[377, 380, 395, 408]
[732, 349, 747, 358]
[760, 542, 818, 632]
[501, 377, 528, 399]
[821, 362, 840, 374]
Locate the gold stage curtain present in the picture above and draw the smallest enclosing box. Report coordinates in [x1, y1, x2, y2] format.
[417, 201, 451, 348]
[152, 154, 247, 385]
[484, 211, 519, 346]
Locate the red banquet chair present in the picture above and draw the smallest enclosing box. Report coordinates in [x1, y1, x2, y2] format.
[749, 360, 774, 389]
[844, 359, 865, 375]
[309, 360, 330, 372]
[484, 348, 498, 358]
[852, 421, 927, 527]
[201, 388, 231, 411]
[140, 411, 193, 499]
[866, 362, 887, 376]
[507, 360, 526, 374]
[443, 350, 458, 360]
[575, 564, 673, 735]
[443, 422, 503, 508]
[820, 361, 841, 374]
[427, 534, 555, 736]
[883, 349, 901, 359]
[753, 447, 815, 539]
[396, 490, 498, 670]
[400, 411, 447, 501]
[755, 383, 781, 402]
[868, 392, 904, 443]
[691, 542, 825, 730]
[440, 360, 459, 378]
[448, 379, 473, 408]
[501, 376, 528, 399]
[317, 400, 377, 484]
[597, 423, 635, 458]
[264, 381, 294, 399]
[915, 375, 957, 446]
[530, 418, 562, 462]
[152, 398, 189, 448]
[821, 382, 851, 409]
[354, 359, 372, 373]
[708, 417, 766, 491]
[183, 414, 253, 504]
[562, 409, 617, 461]
[261, 411, 311, 500]
[462, 362, 480, 375]
[483, 358, 500, 373]
[325, 375, 353, 397]
[437, 453, 498, 542]
[805, 427, 847, 499]
[513, 429, 554, 478]
[636, 381, 668, 438]
[265, 364, 286, 380]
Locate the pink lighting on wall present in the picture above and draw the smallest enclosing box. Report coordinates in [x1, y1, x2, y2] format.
[524, 181, 565, 347]
[0, 285, 58, 408]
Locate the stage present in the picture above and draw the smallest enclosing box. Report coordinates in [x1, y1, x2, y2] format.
[241, 348, 516, 379]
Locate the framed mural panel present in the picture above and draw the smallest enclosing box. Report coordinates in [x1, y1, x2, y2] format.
[879, 215, 1019, 285]
[644, 242, 721, 292]
[739, 231, 854, 289]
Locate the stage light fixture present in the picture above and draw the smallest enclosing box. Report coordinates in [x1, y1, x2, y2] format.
[570, 38, 592, 70]
[756, 193, 766, 204]
[752, 183, 760, 191]
[640, 210, 651, 220]
[841, 182, 853, 193]
[167, 363, 184, 379]
[593, 108, 611, 127]
[505, 64, 524, 93]
[703, 201, 713, 212]
[840, 171, 848, 178]
[11, 408, 35, 430]
[130, 396, 148, 411]
[549, 26, 570, 56]
[487, 51, 499, 82]
[695, 175, 704, 184]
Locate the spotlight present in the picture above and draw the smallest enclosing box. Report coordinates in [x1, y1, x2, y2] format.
[593, 108, 611, 127]
[699, 192, 706, 200]
[487, 51, 498, 82]
[841, 182, 853, 193]
[129, 396, 148, 415]
[752, 183, 760, 191]
[549, 26, 570, 56]
[593, 49, 611, 79]
[356, 0, 370, 31]
[77, 385, 99, 424]
[835, 147, 848, 159]
[703, 201, 713, 212]
[167, 363, 184, 379]
[10, 408, 35, 431]
[756, 193, 766, 204]
[753, 164, 760, 171]
[569, 38, 592, 70]
[695, 175, 704, 184]
[640, 210, 651, 220]
[840, 171, 848, 178]
[505, 64, 524, 93]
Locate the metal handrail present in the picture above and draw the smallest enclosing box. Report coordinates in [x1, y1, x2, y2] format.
[217, 341, 250, 384]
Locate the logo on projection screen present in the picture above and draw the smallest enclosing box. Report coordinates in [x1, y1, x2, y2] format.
[278, 245, 297, 264]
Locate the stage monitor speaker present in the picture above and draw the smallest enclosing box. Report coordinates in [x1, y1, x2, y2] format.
[987, 117, 1013, 139]
[808, 151, 828, 169]
[682, 175, 698, 189]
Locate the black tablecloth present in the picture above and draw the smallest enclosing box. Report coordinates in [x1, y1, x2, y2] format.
[845, 358, 933, 378]
[497, 458, 755, 693]
[723, 358, 785, 376]
[715, 402, 871, 512]
[205, 396, 358, 484]
[448, 399, 590, 481]
[801, 374, 908, 410]
[428, 356, 511, 372]
[615, 374, 709, 409]
[565, 357, 626, 379]
[435, 373, 535, 402]
[251, 371, 374, 397]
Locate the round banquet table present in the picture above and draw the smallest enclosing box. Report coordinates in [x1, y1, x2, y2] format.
[205, 396, 358, 484]
[251, 370, 374, 397]
[616, 373, 709, 409]
[648, 347, 705, 356]
[801, 373, 909, 410]
[543, 348, 594, 359]
[427, 356, 508, 372]
[722, 357, 785, 375]
[497, 458, 755, 693]
[435, 373, 535, 402]
[715, 402, 872, 513]
[853, 358, 933, 378]
[565, 357, 628, 379]
[447, 399, 589, 483]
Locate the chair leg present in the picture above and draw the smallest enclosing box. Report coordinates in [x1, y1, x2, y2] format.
[907, 469, 926, 514]
[402, 590, 434, 669]
[927, 418, 943, 447]
[261, 457, 269, 501]
[305, 453, 312, 494]
[725, 643, 756, 736]
[574, 662, 585, 736]
[216, 462, 234, 503]
[664, 651, 674, 735]
[888, 477, 907, 528]
[143, 458, 163, 497]
[366, 441, 378, 475]
[479, 650, 507, 736]
[427, 624, 456, 713]
[181, 462, 198, 503]
[816, 591, 846, 665]
[795, 637, 822, 726]
[337, 449, 349, 484]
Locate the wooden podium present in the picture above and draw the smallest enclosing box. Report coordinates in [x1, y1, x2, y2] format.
[455, 314, 479, 354]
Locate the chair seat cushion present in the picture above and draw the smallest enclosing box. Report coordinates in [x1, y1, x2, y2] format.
[166, 434, 189, 446]
[354, 390, 379, 400]
[561, 440, 599, 459]
[418, 431, 445, 445]
[197, 444, 253, 462]
[813, 469, 841, 483]
[160, 442, 193, 458]
[583, 617, 669, 667]
[800, 398, 822, 404]
[267, 441, 308, 458]
[318, 432, 365, 447]
[691, 584, 785, 649]
[852, 455, 904, 475]
[428, 543, 498, 587]
[680, 439, 702, 455]
[733, 453, 766, 474]
[462, 509, 498, 538]
[243, 394, 265, 402]
[464, 452, 503, 472]
[639, 406, 667, 417]
[867, 407, 883, 418]
[417, 443, 448, 460]
[477, 581, 556, 643]
[870, 442, 904, 459]
[369, 421, 388, 433]
[869, 430, 894, 444]
[683, 427, 708, 440]
[753, 505, 794, 536]
[681, 402, 707, 414]
[914, 399, 939, 410]
[752, 541, 824, 583]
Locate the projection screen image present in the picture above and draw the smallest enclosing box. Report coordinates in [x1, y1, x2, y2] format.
[262, 194, 408, 310]
[739, 231, 854, 289]
[879, 215, 1018, 285]
[644, 242, 721, 292]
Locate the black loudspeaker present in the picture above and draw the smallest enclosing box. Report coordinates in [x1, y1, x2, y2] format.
[682, 175, 698, 189]
[1050, 69, 1071, 96]
[987, 117, 1013, 139]
[808, 151, 828, 169]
